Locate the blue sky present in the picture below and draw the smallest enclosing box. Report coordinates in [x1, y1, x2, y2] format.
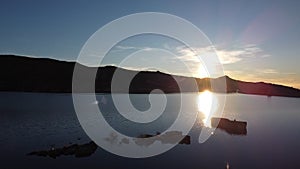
[0, 0, 300, 88]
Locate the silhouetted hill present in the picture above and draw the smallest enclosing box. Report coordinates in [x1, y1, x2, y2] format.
[1, 55, 300, 97]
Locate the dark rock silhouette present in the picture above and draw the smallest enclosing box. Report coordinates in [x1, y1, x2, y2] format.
[27, 141, 98, 159]
[103, 131, 191, 147]
[1, 55, 300, 97]
[211, 117, 247, 135]
[136, 131, 191, 146]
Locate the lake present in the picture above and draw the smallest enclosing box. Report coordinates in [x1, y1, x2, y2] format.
[0, 92, 300, 169]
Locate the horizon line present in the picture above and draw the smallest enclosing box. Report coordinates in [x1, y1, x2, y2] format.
[0, 53, 298, 89]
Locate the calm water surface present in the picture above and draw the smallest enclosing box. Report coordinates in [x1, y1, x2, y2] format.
[0, 92, 300, 169]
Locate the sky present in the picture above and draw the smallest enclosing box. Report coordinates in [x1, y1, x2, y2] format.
[0, 0, 300, 88]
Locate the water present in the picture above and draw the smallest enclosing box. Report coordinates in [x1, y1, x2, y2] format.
[0, 92, 300, 169]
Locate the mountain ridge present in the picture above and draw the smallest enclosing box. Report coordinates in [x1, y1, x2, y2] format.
[1, 55, 300, 98]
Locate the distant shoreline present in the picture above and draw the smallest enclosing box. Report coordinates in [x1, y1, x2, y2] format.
[1, 55, 300, 98]
[1, 91, 300, 99]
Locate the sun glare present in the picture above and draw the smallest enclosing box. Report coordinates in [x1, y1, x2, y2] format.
[197, 65, 209, 78]
[197, 90, 215, 127]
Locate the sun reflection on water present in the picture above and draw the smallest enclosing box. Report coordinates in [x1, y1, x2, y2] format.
[197, 90, 218, 127]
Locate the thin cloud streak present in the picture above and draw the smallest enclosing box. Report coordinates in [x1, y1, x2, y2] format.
[174, 44, 267, 65]
[114, 45, 154, 52]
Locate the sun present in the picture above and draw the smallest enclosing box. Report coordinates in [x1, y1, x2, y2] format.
[197, 65, 209, 78]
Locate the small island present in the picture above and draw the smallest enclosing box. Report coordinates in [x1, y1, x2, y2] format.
[211, 117, 247, 135]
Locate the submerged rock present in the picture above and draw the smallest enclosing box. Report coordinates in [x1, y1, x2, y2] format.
[27, 141, 98, 159]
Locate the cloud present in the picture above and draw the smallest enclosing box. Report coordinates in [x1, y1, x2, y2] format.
[216, 44, 266, 64]
[175, 46, 203, 63]
[114, 45, 154, 52]
[258, 69, 278, 74]
[174, 44, 267, 65]
[110, 43, 269, 78]
[115, 46, 138, 50]
[216, 50, 243, 64]
[256, 68, 297, 75]
[114, 44, 267, 66]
